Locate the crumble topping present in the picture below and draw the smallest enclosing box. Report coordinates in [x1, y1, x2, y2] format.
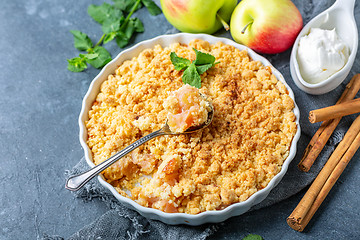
[86, 39, 297, 214]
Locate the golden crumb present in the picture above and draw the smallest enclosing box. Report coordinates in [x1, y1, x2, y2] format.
[86, 39, 297, 214]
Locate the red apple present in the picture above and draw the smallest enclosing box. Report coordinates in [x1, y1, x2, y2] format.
[230, 0, 303, 54]
[160, 0, 237, 34]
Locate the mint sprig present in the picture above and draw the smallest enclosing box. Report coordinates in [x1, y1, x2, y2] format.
[67, 31, 112, 72]
[67, 0, 161, 72]
[170, 48, 218, 88]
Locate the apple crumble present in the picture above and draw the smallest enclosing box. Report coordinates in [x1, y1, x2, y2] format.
[86, 39, 297, 214]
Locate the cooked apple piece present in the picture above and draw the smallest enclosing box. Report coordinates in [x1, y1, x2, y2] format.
[163, 84, 211, 133]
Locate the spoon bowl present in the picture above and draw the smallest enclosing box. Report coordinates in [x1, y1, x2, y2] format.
[65, 96, 214, 191]
[290, 0, 358, 95]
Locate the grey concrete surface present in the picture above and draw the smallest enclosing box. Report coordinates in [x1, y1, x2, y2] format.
[0, 0, 359, 239]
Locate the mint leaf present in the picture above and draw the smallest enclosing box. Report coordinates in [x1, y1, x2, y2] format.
[88, 3, 110, 24]
[196, 63, 214, 75]
[124, 20, 136, 39]
[170, 52, 191, 71]
[67, 57, 87, 72]
[83, 53, 98, 60]
[86, 46, 112, 68]
[70, 30, 93, 51]
[114, 18, 143, 48]
[183, 63, 201, 88]
[115, 32, 129, 48]
[141, 0, 162, 16]
[104, 32, 117, 44]
[88, 3, 122, 25]
[242, 234, 263, 240]
[193, 48, 217, 74]
[102, 17, 122, 34]
[113, 0, 142, 12]
[193, 48, 215, 65]
[132, 18, 144, 32]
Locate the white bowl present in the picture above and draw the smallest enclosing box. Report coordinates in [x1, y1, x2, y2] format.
[290, 0, 358, 95]
[79, 33, 301, 225]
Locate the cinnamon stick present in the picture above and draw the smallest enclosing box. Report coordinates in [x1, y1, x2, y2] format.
[298, 74, 360, 172]
[309, 98, 360, 123]
[287, 115, 360, 231]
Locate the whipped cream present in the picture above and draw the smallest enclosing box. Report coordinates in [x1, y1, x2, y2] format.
[297, 28, 349, 84]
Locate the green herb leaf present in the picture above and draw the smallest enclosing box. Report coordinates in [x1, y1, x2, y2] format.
[104, 32, 117, 44]
[196, 63, 214, 75]
[193, 48, 215, 65]
[182, 63, 202, 88]
[67, 57, 87, 72]
[132, 18, 144, 32]
[115, 32, 129, 48]
[102, 17, 122, 34]
[124, 20, 136, 39]
[70, 30, 93, 51]
[123, 18, 144, 38]
[114, 18, 143, 48]
[242, 234, 264, 240]
[193, 48, 217, 75]
[170, 52, 191, 71]
[170, 49, 218, 88]
[86, 46, 112, 68]
[83, 53, 98, 60]
[88, 3, 109, 24]
[141, 0, 162, 15]
[88, 3, 122, 25]
[113, 0, 142, 12]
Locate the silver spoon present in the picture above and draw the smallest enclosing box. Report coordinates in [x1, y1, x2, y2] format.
[65, 99, 214, 191]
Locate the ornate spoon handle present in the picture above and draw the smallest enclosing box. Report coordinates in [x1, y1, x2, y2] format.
[65, 128, 167, 191]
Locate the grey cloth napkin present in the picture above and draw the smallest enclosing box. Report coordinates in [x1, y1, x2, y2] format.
[45, 122, 346, 240]
[44, 0, 360, 239]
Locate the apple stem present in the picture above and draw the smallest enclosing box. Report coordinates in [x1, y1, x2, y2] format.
[216, 13, 230, 31]
[241, 22, 252, 34]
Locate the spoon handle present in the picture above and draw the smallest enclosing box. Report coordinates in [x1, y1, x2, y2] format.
[65, 129, 166, 191]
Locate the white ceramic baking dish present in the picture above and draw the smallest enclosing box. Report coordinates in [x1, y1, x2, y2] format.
[79, 33, 301, 225]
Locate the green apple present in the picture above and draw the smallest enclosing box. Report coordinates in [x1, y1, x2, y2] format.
[160, 0, 237, 34]
[230, 0, 303, 54]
